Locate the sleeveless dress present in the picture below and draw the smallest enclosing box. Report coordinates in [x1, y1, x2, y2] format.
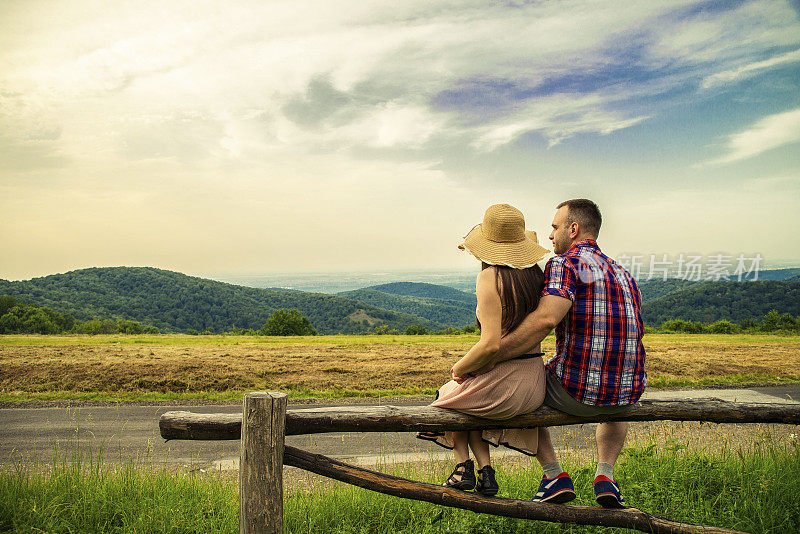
[416, 307, 546, 456]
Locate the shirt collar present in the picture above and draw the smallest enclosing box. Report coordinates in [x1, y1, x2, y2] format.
[565, 239, 598, 254]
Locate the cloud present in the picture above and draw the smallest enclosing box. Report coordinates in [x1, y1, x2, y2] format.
[2, 0, 799, 166]
[700, 107, 800, 165]
[701, 48, 800, 88]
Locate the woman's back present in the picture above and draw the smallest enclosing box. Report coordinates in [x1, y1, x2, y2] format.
[478, 264, 545, 336]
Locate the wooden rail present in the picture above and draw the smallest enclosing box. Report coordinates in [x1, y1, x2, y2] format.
[158, 393, 800, 533]
[159, 398, 800, 440]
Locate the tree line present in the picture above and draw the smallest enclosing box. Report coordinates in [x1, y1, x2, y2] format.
[3, 294, 796, 337]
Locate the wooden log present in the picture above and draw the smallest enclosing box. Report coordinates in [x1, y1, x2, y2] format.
[160, 398, 800, 441]
[283, 445, 745, 534]
[239, 392, 287, 534]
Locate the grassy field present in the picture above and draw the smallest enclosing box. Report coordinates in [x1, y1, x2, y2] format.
[2, 431, 798, 533]
[1, 333, 799, 402]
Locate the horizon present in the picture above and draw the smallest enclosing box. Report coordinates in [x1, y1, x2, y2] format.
[2, 0, 799, 280]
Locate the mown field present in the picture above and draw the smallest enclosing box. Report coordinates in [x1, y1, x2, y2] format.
[1, 333, 799, 402]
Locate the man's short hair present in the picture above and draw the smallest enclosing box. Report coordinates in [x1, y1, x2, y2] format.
[556, 199, 602, 237]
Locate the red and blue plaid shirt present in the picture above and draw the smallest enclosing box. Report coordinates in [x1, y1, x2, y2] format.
[542, 239, 647, 406]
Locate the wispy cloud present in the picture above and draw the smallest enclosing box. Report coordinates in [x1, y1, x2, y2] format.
[700, 107, 800, 166]
[2, 0, 799, 164]
[701, 48, 800, 88]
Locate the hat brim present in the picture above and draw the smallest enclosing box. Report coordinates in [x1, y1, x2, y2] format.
[458, 225, 550, 269]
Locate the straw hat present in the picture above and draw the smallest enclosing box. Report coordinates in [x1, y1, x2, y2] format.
[458, 204, 550, 269]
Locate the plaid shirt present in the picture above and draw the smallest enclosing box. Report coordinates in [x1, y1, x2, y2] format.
[542, 239, 647, 406]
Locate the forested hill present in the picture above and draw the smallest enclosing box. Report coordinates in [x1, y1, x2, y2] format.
[361, 282, 477, 303]
[337, 288, 476, 328]
[637, 279, 697, 303]
[0, 267, 445, 334]
[642, 280, 800, 325]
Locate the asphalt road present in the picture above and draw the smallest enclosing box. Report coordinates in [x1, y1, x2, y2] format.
[1, 386, 797, 471]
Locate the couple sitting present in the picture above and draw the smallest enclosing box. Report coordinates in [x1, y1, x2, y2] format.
[418, 199, 647, 508]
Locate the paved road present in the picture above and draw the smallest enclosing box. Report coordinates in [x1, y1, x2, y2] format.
[1, 386, 797, 471]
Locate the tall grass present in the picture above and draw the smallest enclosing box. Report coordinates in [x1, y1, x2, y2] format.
[2, 432, 798, 533]
[0, 446, 237, 533]
[284, 436, 800, 533]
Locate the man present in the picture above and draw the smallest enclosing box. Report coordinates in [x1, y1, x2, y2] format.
[495, 198, 647, 508]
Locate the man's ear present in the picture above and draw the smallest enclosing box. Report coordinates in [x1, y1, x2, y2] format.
[569, 221, 580, 239]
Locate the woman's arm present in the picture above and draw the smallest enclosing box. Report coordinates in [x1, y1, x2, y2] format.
[450, 267, 502, 379]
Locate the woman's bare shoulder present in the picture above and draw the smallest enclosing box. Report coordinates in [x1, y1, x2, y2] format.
[475, 266, 499, 294]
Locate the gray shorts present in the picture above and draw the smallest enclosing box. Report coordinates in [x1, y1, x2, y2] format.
[544, 370, 633, 417]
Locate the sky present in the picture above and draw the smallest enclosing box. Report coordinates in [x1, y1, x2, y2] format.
[1, 0, 800, 281]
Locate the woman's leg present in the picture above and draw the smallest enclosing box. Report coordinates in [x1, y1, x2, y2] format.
[450, 431, 470, 479]
[467, 430, 491, 469]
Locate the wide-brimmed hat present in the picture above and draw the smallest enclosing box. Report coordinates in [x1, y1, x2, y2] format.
[458, 204, 550, 269]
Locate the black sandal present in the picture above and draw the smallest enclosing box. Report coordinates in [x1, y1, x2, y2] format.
[443, 459, 475, 491]
[476, 465, 499, 496]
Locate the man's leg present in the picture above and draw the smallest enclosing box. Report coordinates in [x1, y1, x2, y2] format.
[594, 421, 629, 508]
[596, 421, 628, 466]
[536, 427, 558, 466]
[531, 426, 575, 503]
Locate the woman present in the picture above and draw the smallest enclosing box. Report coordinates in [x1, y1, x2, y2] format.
[417, 203, 549, 496]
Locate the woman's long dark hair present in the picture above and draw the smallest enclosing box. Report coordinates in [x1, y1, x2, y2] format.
[479, 262, 545, 335]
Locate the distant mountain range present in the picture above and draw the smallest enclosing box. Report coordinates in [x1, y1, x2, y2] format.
[1, 267, 798, 333]
[338, 283, 477, 328]
[0, 267, 450, 334]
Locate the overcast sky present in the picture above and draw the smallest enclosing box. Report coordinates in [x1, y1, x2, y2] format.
[2, 0, 799, 281]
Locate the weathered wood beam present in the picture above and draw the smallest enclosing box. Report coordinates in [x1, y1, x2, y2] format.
[160, 398, 800, 441]
[239, 392, 286, 534]
[283, 445, 746, 534]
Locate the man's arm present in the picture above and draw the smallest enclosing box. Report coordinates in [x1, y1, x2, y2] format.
[495, 295, 572, 362]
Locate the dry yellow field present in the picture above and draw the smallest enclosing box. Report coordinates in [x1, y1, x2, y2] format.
[1, 333, 799, 400]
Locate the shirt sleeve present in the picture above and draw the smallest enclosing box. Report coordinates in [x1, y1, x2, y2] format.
[542, 256, 577, 301]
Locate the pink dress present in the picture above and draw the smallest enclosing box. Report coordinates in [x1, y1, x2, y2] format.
[417, 348, 547, 456]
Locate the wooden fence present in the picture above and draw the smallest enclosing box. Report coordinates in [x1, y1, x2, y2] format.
[159, 392, 800, 534]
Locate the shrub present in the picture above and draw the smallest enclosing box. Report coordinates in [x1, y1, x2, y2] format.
[708, 319, 738, 334]
[661, 319, 706, 333]
[404, 325, 428, 335]
[259, 309, 317, 336]
[373, 325, 399, 335]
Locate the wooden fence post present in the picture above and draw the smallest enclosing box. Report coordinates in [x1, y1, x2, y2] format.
[240, 392, 287, 534]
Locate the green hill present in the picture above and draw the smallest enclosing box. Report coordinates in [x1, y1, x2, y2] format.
[0, 267, 445, 334]
[362, 282, 477, 302]
[642, 280, 800, 325]
[338, 288, 476, 328]
[637, 279, 697, 303]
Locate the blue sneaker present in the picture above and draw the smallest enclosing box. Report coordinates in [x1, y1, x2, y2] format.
[532, 472, 576, 504]
[594, 475, 627, 508]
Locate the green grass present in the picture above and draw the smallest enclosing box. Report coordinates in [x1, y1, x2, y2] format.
[646, 372, 800, 389]
[0, 450, 238, 533]
[2, 437, 799, 533]
[0, 333, 483, 347]
[1, 332, 797, 348]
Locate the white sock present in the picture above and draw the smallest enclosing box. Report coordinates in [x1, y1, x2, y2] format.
[542, 461, 562, 479]
[595, 462, 614, 480]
